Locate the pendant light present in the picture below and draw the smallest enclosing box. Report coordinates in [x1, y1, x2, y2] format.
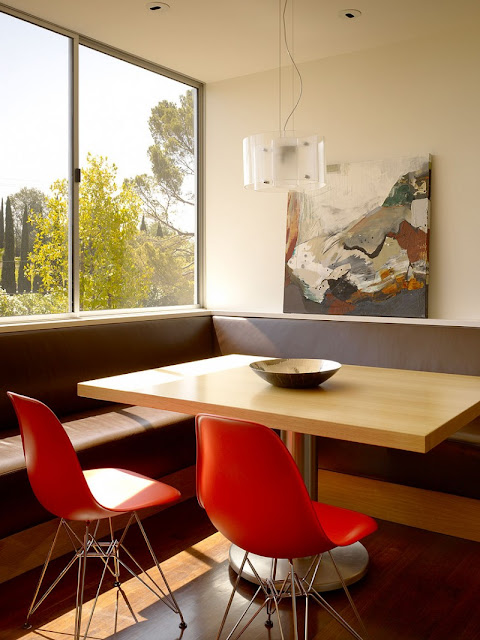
[243, 0, 326, 192]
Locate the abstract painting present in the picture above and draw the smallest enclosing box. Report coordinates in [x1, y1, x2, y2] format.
[284, 155, 431, 317]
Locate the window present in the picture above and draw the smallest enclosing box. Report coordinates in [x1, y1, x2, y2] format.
[0, 8, 201, 320]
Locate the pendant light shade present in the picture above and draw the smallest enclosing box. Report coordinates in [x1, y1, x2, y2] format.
[243, 0, 326, 193]
[243, 131, 325, 191]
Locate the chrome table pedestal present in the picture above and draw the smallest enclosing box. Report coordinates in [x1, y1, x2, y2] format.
[228, 432, 370, 592]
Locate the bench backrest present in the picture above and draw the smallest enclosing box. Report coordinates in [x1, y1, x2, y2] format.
[0, 315, 214, 432]
[213, 316, 480, 376]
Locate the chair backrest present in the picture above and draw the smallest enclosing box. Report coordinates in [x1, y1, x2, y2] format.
[196, 414, 334, 560]
[8, 392, 110, 521]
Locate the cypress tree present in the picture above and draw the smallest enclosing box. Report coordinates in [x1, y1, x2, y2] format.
[140, 214, 147, 232]
[156, 222, 164, 237]
[18, 205, 31, 294]
[0, 198, 4, 249]
[1, 197, 16, 294]
[32, 206, 42, 293]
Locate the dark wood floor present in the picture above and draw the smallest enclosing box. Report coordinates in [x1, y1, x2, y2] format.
[1, 499, 479, 640]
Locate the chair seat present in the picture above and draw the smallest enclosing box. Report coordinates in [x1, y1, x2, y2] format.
[84, 468, 181, 513]
[313, 502, 377, 547]
[313, 502, 377, 548]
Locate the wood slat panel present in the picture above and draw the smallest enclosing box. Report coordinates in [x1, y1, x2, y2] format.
[317, 469, 480, 542]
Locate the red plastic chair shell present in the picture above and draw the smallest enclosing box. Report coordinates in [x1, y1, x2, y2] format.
[8, 392, 181, 522]
[196, 414, 377, 560]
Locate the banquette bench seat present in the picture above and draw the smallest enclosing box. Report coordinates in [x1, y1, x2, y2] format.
[0, 312, 479, 582]
[0, 315, 214, 547]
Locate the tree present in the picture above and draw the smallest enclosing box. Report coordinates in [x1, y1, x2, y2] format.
[1, 198, 16, 294]
[148, 90, 195, 211]
[27, 180, 69, 299]
[136, 233, 194, 306]
[124, 90, 196, 307]
[0, 198, 4, 250]
[126, 90, 195, 239]
[10, 188, 45, 257]
[79, 154, 151, 310]
[140, 214, 147, 232]
[27, 155, 152, 311]
[18, 205, 32, 294]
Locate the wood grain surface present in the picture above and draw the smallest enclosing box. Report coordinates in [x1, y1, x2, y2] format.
[317, 469, 480, 542]
[79, 354, 480, 452]
[1, 499, 479, 640]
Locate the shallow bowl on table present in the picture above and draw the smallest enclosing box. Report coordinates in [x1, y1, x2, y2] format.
[249, 358, 341, 389]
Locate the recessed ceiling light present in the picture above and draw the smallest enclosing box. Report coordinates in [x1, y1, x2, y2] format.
[338, 9, 362, 20]
[146, 2, 170, 13]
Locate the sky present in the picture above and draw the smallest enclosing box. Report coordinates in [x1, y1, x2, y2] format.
[0, 10, 194, 229]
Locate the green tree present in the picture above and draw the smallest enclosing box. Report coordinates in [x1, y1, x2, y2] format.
[0, 198, 4, 250]
[125, 90, 196, 306]
[136, 233, 194, 306]
[28, 155, 152, 311]
[27, 180, 69, 300]
[10, 188, 45, 257]
[18, 205, 32, 294]
[1, 197, 16, 294]
[148, 89, 195, 210]
[79, 154, 151, 310]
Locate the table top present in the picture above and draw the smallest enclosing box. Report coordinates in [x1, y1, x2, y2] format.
[78, 354, 480, 453]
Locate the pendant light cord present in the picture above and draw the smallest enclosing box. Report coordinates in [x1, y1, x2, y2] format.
[282, 0, 303, 131]
[278, 0, 282, 132]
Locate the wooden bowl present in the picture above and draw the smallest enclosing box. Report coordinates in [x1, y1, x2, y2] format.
[249, 358, 341, 389]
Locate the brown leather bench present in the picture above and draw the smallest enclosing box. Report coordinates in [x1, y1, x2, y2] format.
[1, 312, 478, 581]
[0, 315, 214, 542]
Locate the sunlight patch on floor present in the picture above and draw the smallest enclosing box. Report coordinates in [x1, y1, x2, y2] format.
[20, 532, 230, 640]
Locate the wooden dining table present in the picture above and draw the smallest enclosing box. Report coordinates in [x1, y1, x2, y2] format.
[78, 353, 480, 590]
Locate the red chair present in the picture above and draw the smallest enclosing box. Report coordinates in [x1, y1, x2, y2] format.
[8, 392, 186, 639]
[196, 413, 377, 640]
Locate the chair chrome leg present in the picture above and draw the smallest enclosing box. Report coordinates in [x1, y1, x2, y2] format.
[23, 514, 186, 638]
[23, 519, 73, 627]
[290, 561, 299, 640]
[304, 593, 309, 640]
[217, 552, 369, 640]
[74, 522, 89, 640]
[82, 543, 110, 639]
[133, 512, 187, 629]
[111, 518, 120, 635]
[265, 558, 277, 629]
[328, 550, 369, 639]
[215, 551, 283, 640]
[216, 551, 249, 640]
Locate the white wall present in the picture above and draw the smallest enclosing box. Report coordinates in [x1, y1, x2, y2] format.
[205, 23, 480, 320]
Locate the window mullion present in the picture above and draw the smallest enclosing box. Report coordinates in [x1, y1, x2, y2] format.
[70, 33, 80, 315]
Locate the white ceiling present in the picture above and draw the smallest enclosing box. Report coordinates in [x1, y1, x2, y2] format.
[1, 0, 479, 83]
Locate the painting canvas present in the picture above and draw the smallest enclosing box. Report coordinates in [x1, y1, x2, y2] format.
[284, 155, 431, 318]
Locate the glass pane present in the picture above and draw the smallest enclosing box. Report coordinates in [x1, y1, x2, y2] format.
[79, 46, 197, 311]
[0, 11, 70, 317]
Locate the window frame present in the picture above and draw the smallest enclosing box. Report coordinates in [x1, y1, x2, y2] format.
[0, 3, 204, 324]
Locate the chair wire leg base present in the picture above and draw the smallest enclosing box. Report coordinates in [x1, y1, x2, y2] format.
[133, 512, 186, 629]
[23, 519, 77, 628]
[22, 512, 186, 636]
[216, 553, 369, 640]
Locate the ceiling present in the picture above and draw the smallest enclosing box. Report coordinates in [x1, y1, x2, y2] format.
[1, 0, 479, 83]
